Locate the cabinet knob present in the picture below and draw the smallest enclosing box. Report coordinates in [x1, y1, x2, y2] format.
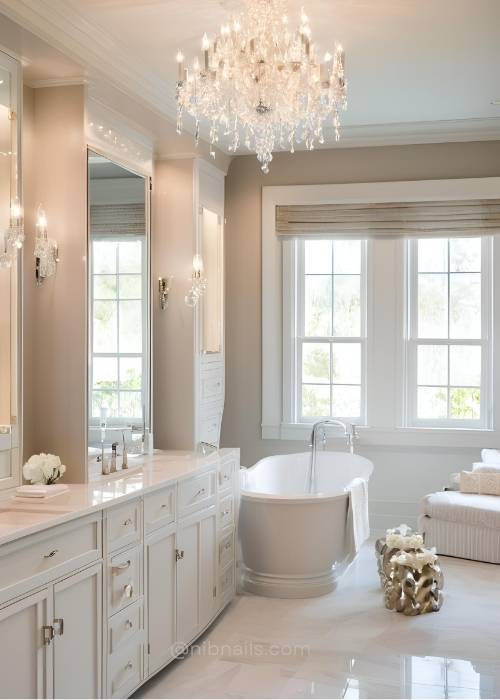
[125, 661, 133, 671]
[43, 549, 59, 559]
[124, 583, 134, 598]
[175, 549, 185, 561]
[194, 487, 206, 499]
[160, 503, 168, 509]
[53, 618, 64, 636]
[123, 518, 133, 527]
[113, 559, 131, 572]
[125, 619, 133, 630]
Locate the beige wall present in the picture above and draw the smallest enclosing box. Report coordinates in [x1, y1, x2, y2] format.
[152, 158, 196, 449]
[23, 85, 87, 482]
[221, 141, 500, 527]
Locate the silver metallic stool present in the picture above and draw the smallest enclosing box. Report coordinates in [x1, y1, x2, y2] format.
[375, 524, 444, 616]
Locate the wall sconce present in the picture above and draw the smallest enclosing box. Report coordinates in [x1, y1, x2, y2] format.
[34, 204, 59, 286]
[0, 196, 24, 268]
[185, 254, 207, 307]
[158, 276, 172, 310]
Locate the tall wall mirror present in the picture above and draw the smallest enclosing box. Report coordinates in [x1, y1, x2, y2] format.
[0, 51, 21, 491]
[87, 151, 151, 475]
[200, 207, 223, 355]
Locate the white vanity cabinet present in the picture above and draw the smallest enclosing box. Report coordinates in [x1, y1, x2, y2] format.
[0, 513, 103, 700]
[0, 450, 239, 700]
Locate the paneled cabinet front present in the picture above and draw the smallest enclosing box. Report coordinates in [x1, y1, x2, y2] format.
[0, 562, 102, 700]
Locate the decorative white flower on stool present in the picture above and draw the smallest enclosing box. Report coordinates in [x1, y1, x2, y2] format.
[23, 453, 66, 485]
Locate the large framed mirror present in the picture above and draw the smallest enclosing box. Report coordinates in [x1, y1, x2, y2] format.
[0, 50, 21, 492]
[87, 151, 151, 476]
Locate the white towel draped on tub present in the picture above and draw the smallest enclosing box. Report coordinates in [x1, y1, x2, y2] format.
[346, 477, 370, 556]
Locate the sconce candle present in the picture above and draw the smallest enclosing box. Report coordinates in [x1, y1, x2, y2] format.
[34, 204, 59, 285]
[4, 195, 25, 256]
[185, 254, 207, 307]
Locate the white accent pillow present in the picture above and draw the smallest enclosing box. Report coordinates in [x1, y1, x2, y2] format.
[480, 449, 500, 465]
[472, 462, 500, 473]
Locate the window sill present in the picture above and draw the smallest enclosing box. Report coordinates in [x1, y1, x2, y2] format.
[262, 423, 497, 449]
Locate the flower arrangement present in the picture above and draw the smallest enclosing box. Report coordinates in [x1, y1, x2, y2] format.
[390, 547, 438, 573]
[385, 523, 424, 551]
[23, 453, 66, 485]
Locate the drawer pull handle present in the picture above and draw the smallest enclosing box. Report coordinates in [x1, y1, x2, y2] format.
[222, 509, 230, 517]
[43, 549, 59, 559]
[53, 618, 64, 636]
[123, 518, 133, 527]
[124, 583, 133, 598]
[160, 503, 168, 509]
[125, 620, 133, 630]
[224, 541, 232, 550]
[223, 474, 230, 481]
[125, 661, 133, 671]
[175, 549, 184, 561]
[113, 560, 131, 572]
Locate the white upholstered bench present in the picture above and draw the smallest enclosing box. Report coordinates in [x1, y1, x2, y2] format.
[418, 491, 500, 564]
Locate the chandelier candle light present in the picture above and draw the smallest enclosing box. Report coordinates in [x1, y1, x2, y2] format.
[0, 196, 24, 268]
[175, 0, 347, 173]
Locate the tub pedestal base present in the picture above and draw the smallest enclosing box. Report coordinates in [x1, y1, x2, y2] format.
[241, 566, 337, 598]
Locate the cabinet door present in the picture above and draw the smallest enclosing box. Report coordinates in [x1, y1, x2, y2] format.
[176, 509, 216, 647]
[146, 525, 176, 675]
[53, 563, 102, 699]
[0, 588, 51, 699]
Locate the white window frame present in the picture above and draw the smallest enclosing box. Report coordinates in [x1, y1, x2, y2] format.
[262, 177, 500, 449]
[283, 238, 368, 425]
[404, 237, 492, 430]
[89, 233, 148, 428]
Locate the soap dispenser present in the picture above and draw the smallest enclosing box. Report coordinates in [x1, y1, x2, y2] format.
[110, 442, 118, 473]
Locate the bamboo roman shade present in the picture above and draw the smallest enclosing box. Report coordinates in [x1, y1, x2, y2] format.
[275, 199, 500, 237]
[90, 203, 145, 236]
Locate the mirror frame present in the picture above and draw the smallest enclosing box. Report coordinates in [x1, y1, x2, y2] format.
[0, 50, 22, 492]
[86, 147, 152, 474]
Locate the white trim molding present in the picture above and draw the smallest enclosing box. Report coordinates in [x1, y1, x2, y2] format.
[262, 177, 500, 449]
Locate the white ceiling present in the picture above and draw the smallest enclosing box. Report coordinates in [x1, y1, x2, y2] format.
[1, 0, 500, 153]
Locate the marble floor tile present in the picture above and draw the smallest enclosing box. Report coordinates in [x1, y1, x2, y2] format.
[134, 543, 500, 699]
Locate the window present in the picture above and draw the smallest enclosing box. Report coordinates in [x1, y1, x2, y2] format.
[90, 237, 147, 424]
[406, 237, 491, 428]
[285, 239, 367, 423]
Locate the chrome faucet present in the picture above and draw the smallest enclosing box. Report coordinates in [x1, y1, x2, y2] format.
[307, 420, 357, 494]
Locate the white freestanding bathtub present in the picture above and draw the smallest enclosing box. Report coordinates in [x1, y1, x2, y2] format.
[239, 451, 373, 598]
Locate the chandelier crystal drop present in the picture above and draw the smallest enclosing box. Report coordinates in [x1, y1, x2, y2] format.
[175, 0, 347, 173]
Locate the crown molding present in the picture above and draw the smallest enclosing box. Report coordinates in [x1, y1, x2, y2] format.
[0, 0, 176, 121]
[313, 117, 500, 150]
[24, 76, 87, 88]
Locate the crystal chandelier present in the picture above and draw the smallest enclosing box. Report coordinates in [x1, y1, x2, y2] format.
[175, 0, 347, 173]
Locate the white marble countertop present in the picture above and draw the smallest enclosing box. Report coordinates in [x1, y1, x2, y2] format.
[0, 448, 239, 547]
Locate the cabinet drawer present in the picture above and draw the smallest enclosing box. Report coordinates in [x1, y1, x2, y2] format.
[109, 635, 143, 699]
[219, 562, 234, 599]
[178, 471, 215, 519]
[218, 527, 234, 569]
[200, 368, 224, 404]
[0, 514, 101, 600]
[108, 546, 141, 616]
[219, 494, 234, 530]
[218, 460, 234, 493]
[106, 500, 141, 553]
[144, 486, 175, 533]
[108, 599, 143, 655]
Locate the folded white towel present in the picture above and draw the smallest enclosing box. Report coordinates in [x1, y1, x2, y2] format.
[15, 484, 69, 499]
[481, 449, 500, 465]
[472, 462, 500, 473]
[347, 477, 370, 553]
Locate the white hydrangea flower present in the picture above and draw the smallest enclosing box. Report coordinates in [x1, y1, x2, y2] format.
[22, 453, 66, 485]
